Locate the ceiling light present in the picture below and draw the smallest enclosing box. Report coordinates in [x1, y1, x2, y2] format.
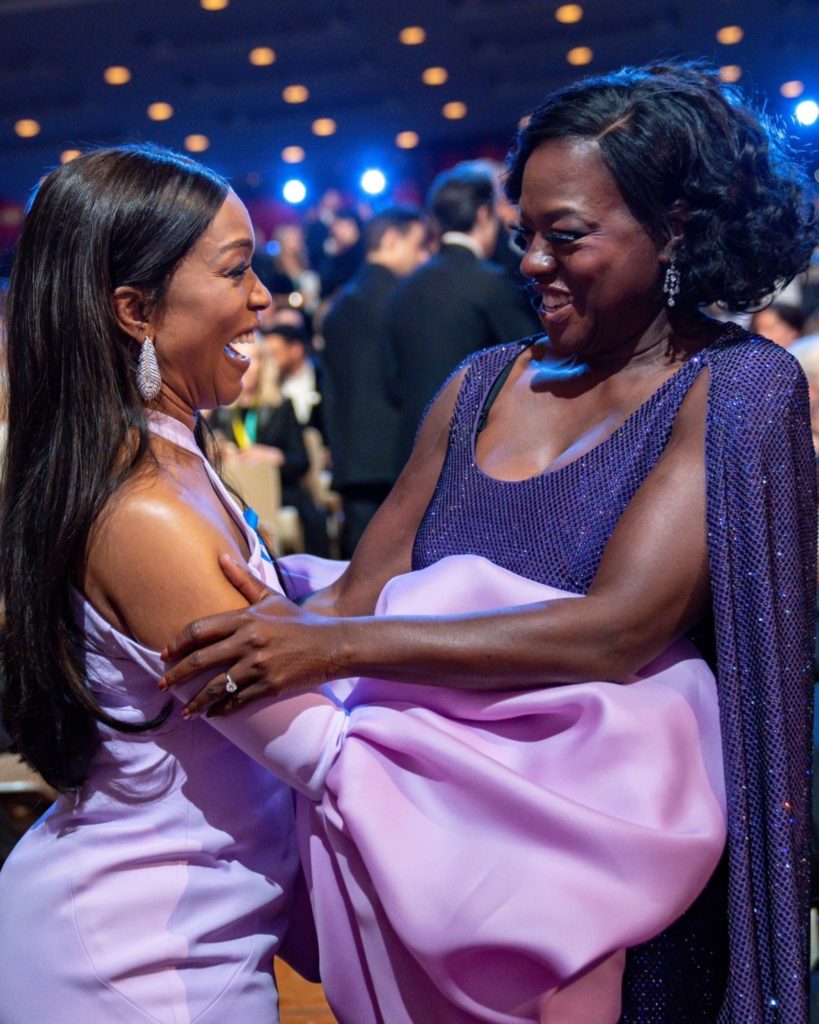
[104, 65, 131, 85]
[147, 102, 173, 121]
[282, 84, 309, 104]
[311, 118, 336, 136]
[442, 101, 468, 120]
[795, 99, 819, 127]
[282, 145, 306, 164]
[184, 135, 210, 153]
[360, 169, 387, 195]
[60, 149, 81, 164]
[14, 119, 40, 138]
[422, 67, 448, 86]
[555, 5, 583, 24]
[200, 0, 229, 9]
[718, 65, 742, 83]
[566, 46, 593, 66]
[249, 47, 276, 66]
[395, 131, 420, 149]
[399, 26, 426, 45]
[716, 25, 743, 45]
[283, 179, 307, 204]
[780, 81, 805, 99]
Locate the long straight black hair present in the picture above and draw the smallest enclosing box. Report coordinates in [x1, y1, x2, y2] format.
[1, 145, 229, 790]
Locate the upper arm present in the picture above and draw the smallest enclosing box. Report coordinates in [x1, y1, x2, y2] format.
[86, 480, 250, 652]
[582, 369, 712, 673]
[323, 366, 468, 615]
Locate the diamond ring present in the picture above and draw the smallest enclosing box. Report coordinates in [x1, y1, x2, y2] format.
[225, 673, 239, 695]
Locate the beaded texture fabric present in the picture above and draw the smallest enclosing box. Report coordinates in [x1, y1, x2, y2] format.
[412, 324, 816, 1024]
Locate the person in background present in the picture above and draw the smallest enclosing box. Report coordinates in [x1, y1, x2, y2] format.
[208, 338, 329, 556]
[750, 301, 806, 347]
[385, 161, 541, 472]
[322, 206, 427, 556]
[317, 207, 365, 299]
[263, 322, 323, 432]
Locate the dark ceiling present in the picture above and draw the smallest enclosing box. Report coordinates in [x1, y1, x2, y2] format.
[0, 0, 818, 211]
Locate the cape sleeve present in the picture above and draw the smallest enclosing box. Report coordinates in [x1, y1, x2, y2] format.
[705, 340, 816, 1024]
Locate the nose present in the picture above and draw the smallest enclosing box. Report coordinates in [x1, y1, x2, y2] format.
[249, 269, 272, 311]
[520, 237, 557, 279]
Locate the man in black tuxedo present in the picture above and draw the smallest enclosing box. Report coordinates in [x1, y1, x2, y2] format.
[385, 163, 540, 473]
[322, 207, 427, 557]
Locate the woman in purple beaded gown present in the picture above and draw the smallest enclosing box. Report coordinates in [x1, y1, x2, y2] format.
[162, 64, 818, 1023]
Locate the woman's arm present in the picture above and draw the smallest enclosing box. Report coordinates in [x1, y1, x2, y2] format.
[162, 373, 712, 712]
[304, 366, 466, 616]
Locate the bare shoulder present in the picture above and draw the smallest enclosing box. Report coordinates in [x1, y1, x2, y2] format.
[85, 454, 248, 650]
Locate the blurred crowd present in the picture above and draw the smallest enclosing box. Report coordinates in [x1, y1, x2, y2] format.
[0, 163, 818, 561]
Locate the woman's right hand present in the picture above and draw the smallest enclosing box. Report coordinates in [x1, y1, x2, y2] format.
[159, 555, 346, 716]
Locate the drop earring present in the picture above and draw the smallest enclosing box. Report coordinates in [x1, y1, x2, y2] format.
[663, 254, 681, 308]
[136, 336, 162, 402]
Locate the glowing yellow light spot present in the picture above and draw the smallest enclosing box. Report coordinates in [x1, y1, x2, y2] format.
[288, 291, 304, 308]
[282, 146, 306, 164]
[200, 0, 229, 10]
[147, 102, 174, 121]
[780, 80, 805, 99]
[555, 4, 583, 24]
[311, 118, 336, 137]
[716, 25, 743, 45]
[104, 65, 131, 85]
[184, 134, 210, 153]
[719, 65, 742, 83]
[566, 46, 593, 66]
[395, 131, 420, 149]
[14, 119, 40, 138]
[422, 66, 448, 86]
[60, 149, 81, 163]
[249, 47, 276, 66]
[282, 84, 309, 104]
[399, 26, 426, 45]
[442, 101, 468, 120]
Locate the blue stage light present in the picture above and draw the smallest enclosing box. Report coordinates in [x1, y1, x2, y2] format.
[283, 179, 307, 203]
[360, 168, 387, 195]
[795, 99, 819, 127]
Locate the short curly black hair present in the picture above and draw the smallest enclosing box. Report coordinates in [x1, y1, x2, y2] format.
[505, 62, 818, 312]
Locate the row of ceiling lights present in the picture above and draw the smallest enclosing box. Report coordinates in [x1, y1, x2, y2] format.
[8, 6, 803, 167]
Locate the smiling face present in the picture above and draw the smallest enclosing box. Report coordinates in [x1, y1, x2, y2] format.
[515, 138, 668, 360]
[150, 190, 271, 413]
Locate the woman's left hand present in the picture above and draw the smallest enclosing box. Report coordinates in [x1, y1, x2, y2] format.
[159, 555, 344, 716]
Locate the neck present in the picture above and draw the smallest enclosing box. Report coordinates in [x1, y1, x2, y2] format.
[534, 305, 719, 377]
[152, 390, 196, 432]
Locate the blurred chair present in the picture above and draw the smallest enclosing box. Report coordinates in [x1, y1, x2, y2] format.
[223, 459, 304, 554]
[302, 427, 343, 557]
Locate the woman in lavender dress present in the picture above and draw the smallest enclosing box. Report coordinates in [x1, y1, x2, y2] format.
[163, 64, 818, 1022]
[0, 146, 318, 1023]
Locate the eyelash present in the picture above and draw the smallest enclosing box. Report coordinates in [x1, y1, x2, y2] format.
[511, 228, 585, 250]
[228, 263, 251, 278]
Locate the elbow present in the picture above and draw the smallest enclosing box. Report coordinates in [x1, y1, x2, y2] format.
[583, 624, 657, 684]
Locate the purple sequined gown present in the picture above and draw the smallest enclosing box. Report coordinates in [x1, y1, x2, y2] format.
[411, 324, 815, 1024]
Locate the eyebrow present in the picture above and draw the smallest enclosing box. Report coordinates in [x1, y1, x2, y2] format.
[218, 238, 254, 254]
[518, 204, 586, 223]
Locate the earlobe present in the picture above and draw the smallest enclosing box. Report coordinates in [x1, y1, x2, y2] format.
[111, 286, 150, 342]
[661, 199, 689, 262]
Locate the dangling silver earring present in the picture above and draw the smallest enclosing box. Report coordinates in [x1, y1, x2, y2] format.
[136, 336, 162, 401]
[663, 254, 681, 308]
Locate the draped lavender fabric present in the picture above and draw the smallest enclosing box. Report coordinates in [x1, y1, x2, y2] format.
[411, 326, 816, 1023]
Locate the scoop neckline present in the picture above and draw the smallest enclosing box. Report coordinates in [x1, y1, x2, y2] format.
[468, 326, 739, 485]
